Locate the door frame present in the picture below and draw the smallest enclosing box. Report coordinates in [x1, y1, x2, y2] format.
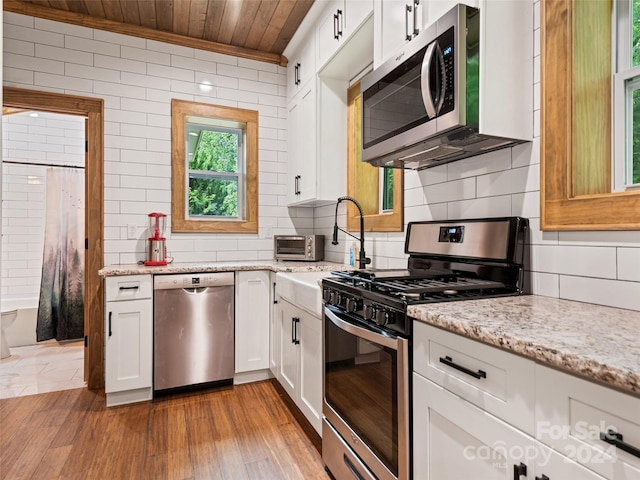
[3, 87, 105, 390]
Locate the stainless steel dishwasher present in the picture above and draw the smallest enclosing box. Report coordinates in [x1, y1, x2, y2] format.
[153, 272, 234, 393]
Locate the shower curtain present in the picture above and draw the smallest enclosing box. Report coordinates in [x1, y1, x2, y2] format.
[37, 167, 85, 342]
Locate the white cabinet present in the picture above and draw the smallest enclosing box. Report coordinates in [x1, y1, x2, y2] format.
[414, 374, 606, 480]
[536, 365, 640, 480]
[374, 0, 478, 68]
[287, 79, 317, 205]
[287, 33, 315, 104]
[276, 298, 323, 435]
[317, 0, 373, 70]
[235, 271, 271, 379]
[104, 275, 153, 407]
[269, 272, 280, 376]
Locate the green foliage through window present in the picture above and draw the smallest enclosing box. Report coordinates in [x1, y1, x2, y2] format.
[186, 125, 242, 218]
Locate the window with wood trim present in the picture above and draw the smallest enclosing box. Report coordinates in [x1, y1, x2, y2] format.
[347, 82, 404, 233]
[541, 0, 640, 230]
[171, 99, 258, 233]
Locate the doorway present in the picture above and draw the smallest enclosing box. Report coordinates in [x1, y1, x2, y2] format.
[3, 87, 104, 390]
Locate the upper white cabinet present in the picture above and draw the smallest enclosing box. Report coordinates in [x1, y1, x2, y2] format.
[287, 80, 317, 205]
[235, 271, 271, 375]
[317, 0, 373, 70]
[287, 32, 315, 104]
[374, 0, 479, 68]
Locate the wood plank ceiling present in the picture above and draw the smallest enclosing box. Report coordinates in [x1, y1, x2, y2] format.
[3, 0, 315, 66]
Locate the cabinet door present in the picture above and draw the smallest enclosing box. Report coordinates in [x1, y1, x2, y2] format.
[414, 372, 534, 479]
[535, 442, 607, 480]
[278, 300, 299, 400]
[378, 0, 418, 66]
[269, 273, 280, 376]
[298, 310, 323, 435]
[105, 299, 152, 393]
[235, 271, 270, 373]
[287, 81, 317, 206]
[317, 0, 345, 69]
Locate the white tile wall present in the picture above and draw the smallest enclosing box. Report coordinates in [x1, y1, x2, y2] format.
[316, 0, 640, 312]
[2, 11, 297, 267]
[1, 112, 85, 303]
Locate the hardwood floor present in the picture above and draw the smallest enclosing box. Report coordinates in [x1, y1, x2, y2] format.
[0, 380, 330, 480]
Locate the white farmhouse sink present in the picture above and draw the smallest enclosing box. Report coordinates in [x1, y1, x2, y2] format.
[275, 271, 334, 318]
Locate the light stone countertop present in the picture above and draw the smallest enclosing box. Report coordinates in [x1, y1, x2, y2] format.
[408, 295, 640, 397]
[99, 260, 349, 277]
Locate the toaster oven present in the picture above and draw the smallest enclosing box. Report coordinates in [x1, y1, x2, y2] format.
[274, 235, 324, 261]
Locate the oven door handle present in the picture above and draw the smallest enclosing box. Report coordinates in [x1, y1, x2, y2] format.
[325, 306, 399, 350]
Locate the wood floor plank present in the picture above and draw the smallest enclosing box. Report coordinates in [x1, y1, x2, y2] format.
[0, 380, 329, 480]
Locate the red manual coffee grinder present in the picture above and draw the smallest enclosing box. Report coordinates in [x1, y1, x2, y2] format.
[144, 212, 168, 266]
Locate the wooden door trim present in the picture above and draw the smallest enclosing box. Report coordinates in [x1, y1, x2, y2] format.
[3, 86, 104, 389]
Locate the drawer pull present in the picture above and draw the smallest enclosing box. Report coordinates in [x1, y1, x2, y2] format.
[600, 429, 640, 459]
[119, 285, 139, 290]
[513, 462, 527, 479]
[439, 355, 486, 379]
[535, 475, 549, 480]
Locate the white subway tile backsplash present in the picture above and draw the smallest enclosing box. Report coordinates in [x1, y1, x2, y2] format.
[35, 44, 92, 65]
[147, 63, 195, 82]
[65, 35, 119, 56]
[477, 164, 539, 197]
[618, 248, 640, 281]
[34, 72, 93, 92]
[532, 245, 617, 279]
[121, 45, 170, 66]
[5, 38, 35, 56]
[5, 52, 64, 75]
[93, 29, 146, 48]
[447, 148, 512, 180]
[94, 54, 146, 74]
[560, 275, 640, 311]
[194, 49, 237, 66]
[5, 23, 64, 46]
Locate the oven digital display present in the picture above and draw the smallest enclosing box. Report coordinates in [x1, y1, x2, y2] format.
[439, 226, 464, 243]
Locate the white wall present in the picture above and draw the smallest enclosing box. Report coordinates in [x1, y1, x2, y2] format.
[2, 12, 312, 266]
[318, 0, 640, 312]
[1, 112, 85, 303]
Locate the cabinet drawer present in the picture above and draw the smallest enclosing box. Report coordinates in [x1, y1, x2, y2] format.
[536, 364, 640, 479]
[413, 322, 535, 434]
[105, 275, 152, 302]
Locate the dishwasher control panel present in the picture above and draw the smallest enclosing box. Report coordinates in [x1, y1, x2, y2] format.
[154, 272, 235, 290]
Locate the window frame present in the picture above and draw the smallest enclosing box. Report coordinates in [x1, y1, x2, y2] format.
[541, 0, 640, 231]
[172, 99, 258, 233]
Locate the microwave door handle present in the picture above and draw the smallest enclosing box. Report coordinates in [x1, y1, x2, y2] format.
[421, 41, 438, 118]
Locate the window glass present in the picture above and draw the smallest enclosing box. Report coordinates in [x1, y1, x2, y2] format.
[186, 124, 242, 218]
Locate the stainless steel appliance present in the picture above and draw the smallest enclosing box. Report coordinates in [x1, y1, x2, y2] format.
[153, 272, 234, 393]
[361, 3, 531, 170]
[322, 216, 528, 480]
[274, 234, 324, 261]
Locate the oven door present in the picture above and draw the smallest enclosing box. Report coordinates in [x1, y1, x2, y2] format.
[323, 305, 410, 480]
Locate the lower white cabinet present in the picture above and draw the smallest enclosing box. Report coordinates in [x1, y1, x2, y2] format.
[235, 270, 271, 378]
[414, 373, 606, 480]
[276, 297, 323, 435]
[104, 275, 153, 407]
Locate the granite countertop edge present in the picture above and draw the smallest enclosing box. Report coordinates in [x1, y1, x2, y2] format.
[408, 295, 640, 397]
[99, 260, 350, 276]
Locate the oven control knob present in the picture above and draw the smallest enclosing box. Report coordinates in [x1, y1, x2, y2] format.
[323, 288, 332, 303]
[375, 309, 393, 326]
[345, 297, 358, 313]
[363, 304, 376, 320]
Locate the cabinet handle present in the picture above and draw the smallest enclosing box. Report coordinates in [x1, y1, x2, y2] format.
[535, 475, 550, 480]
[294, 175, 301, 195]
[108, 311, 113, 337]
[291, 317, 300, 344]
[439, 355, 486, 379]
[333, 11, 340, 40]
[513, 462, 527, 479]
[295, 62, 301, 85]
[600, 429, 640, 459]
[119, 285, 139, 290]
[413, 0, 420, 36]
[273, 282, 278, 304]
[405, 4, 413, 41]
[337, 9, 343, 38]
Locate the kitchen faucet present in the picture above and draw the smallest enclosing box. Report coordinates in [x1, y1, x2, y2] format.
[331, 196, 371, 269]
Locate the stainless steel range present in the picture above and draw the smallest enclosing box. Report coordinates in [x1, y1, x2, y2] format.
[321, 216, 528, 480]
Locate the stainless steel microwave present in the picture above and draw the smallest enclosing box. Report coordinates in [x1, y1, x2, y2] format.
[361, 3, 531, 170]
[274, 235, 324, 261]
